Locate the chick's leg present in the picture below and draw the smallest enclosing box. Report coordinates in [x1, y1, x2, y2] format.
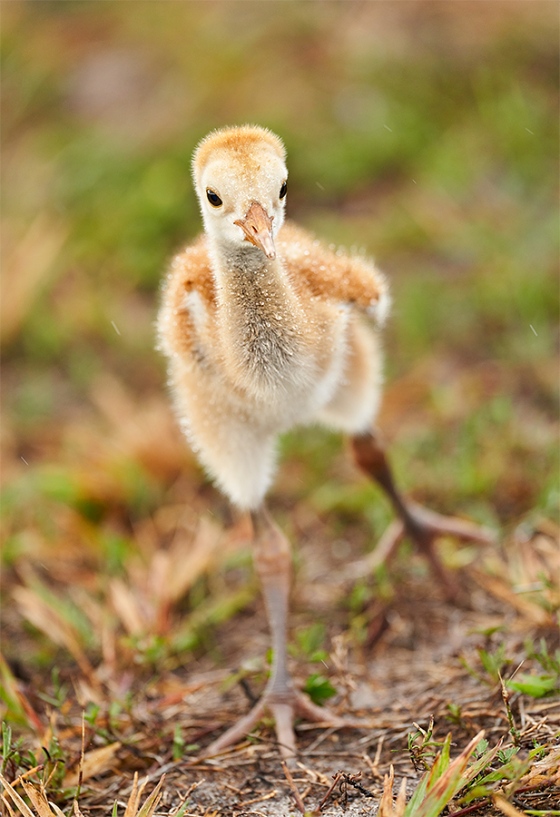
[202, 506, 344, 762]
[351, 431, 495, 597]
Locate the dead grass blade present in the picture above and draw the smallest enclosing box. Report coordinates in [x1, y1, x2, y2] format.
[124, 773, 142, 817]
[0, 774, 66, 817]
[0, 652, 43, 731]
[109, 515, 223, 637]
[0, 793, 17, 817]
[0, 214, 67, 343]
[378, 766, 407, 817]
[20, 782, 65, 817]
[12, 586, 98, 687]
[470, 570, 550, 625]
[0, 774, 35, 817]
[165, 516, 223, 605]
[123, 773, 166, 817]
[0, 772, 166, 817]
[136, 775, 165, 817]
[109, 578, 146, 636]
[89, 373, 188, 480]
[492, 795, 527, 816]
[63, 741, 121, 788]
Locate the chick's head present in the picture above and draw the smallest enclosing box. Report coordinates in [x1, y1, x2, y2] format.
[192, 125, 288, 259]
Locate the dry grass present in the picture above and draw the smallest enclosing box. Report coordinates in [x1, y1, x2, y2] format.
[1, 515, 558, 814]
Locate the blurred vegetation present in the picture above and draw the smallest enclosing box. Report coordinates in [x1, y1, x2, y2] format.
[1, 0, 558, 732]
[1, 3, 559, 813]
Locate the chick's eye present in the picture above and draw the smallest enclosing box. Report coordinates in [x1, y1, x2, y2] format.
[206, 189, 223, 207]
[279, 181, 287, 200]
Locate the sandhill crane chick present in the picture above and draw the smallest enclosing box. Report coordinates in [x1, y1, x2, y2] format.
[157, 125, 493, 761]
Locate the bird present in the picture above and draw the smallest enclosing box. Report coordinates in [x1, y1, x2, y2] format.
[157, 124, 494, 761]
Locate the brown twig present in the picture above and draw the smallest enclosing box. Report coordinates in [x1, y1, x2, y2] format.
[282, 761, 306, 815]
[317, 772, 342, 811]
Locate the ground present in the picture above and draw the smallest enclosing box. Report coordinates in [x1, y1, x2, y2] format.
[1, 441, 558, 814]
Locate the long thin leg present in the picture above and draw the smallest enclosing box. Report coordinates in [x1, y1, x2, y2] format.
[351, 431, 495, 597]
[252, 506, 293, 702]
[200, 506, 345, 763]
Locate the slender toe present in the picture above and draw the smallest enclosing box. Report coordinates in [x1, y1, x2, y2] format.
[201, 698, 266, 758]
[269, 702, 297, 759]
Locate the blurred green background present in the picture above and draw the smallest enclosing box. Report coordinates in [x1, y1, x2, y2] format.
[1, 1, 558, 600]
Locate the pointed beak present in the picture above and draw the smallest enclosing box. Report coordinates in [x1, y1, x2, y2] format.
[234, 201, 276, 259]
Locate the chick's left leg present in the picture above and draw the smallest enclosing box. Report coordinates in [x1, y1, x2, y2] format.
[351, 431, 495, 598]
[202, 506, 343, 762]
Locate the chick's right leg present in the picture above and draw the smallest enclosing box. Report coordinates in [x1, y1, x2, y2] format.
[201, 506, 344, 763]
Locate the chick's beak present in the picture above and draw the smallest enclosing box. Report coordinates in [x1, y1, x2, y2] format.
[234, 201, 276, 259]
